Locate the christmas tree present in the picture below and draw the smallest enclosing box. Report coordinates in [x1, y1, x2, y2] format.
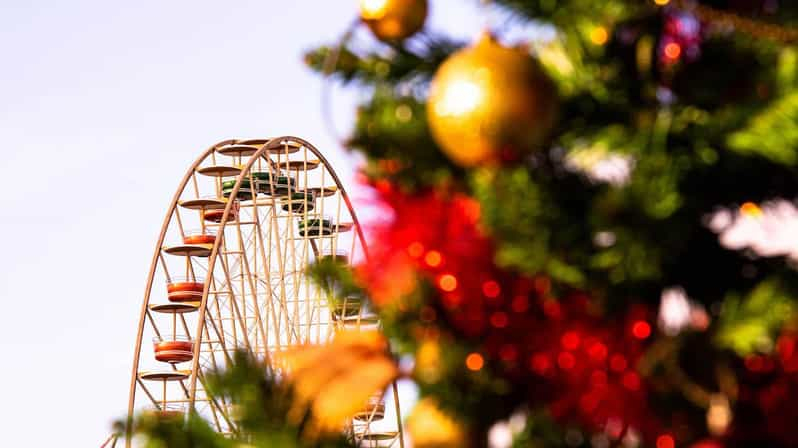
[127, 1, 798, 447]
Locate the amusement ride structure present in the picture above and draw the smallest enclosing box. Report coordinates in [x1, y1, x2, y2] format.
[114, 137, 403, 447]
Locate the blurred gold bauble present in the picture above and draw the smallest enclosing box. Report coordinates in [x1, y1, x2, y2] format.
[407, 399, 466, 447]
[414, 339, 442, 383]
[427, 33, 559, 166]
[359, 0, 427, 42]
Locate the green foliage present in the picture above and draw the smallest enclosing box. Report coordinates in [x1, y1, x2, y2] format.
[349, 90, 463, 189]
[127, 351, 354, 447]
[471, 167, 552, 276]
[511, 410, 588, 448]
[304, 35, 462, 85]
[307, 256, 363, 304]
[727, 90, 798, 165]
[132, 412, 233, 448]
[715, 279, 796, 355]
[492, 0, 646, 27]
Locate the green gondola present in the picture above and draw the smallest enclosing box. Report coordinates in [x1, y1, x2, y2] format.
[297, 218, 333, 237]
[222, 179, 254, 200]
[252, 172, 294, 196]
[281, 192, 315, 212]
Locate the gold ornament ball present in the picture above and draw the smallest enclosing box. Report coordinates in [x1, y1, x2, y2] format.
[359, 0, 427, 42]
[407, 399, 466, 447]
[427, 33, 559, 167]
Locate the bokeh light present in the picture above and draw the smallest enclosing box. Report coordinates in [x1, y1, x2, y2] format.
[433, 78, 484, 117]
[561, 331, 581, 350]
[664, 42, 682, 60]
[407, 241, 424, 258]
[656, 434, 675, 448]
[632, 320, 652, 339]
[590, 26, 609, 45]
[359, 0, 390, 19]
[425, 250, 443, 267]
[438, 274, 458, 292]
[482, 280, 501, 298]
[466, 352, 484, 371]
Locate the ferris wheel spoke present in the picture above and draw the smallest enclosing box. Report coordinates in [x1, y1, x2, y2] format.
[215, 249, 250, 352]
[269, 209, 295, 346]
[231, 218, 268, 355]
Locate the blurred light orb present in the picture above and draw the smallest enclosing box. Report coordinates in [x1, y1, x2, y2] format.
[740, 201, 762, 217]
[434, 78, 484, 117]
[707, 394, 732, 436]
[407, 399, 466, 447]
[465, 352, 484, 371]
[360, 0, 389, 18]
[424, 250, 442, 267]
[656, 434, 676, 448]
[438, 273, 457, 291]
[632, 320, 652, 339]
[415, 339, 442, 383]
[427, 33, 559, 166]
[659, 287, 691, 336]
[590, 26, 610, 45]
[664, 42, 682, 60]
[359, 0, 427, 42]
[621, 428, 641, 447]
[488, 422, 513, 448]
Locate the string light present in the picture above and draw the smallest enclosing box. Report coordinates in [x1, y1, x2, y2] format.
[438, 274, 457, 291]
[588, 342, 608, 361]
[425, 250, 443, 267]
[499, 345, 518, 362]
[656, 434, 675, 448]
[557, 351, 576, 370]
[407, 241, 424, 258]
[395, 104, 413, 122]
[590, 26, 609, 45]
[490, 312, 509, 328]
[511, 295, 529, 313]
[632, 321, 652, 339]
[669, 0, 798, 44]
[482, 280, 501, 298]
[740, 201, 762, 217]
[561, 331, 581, 350]
[543, 300, 561, 318]
[610, 354, 627, 372]
[664, 42, 682, 60]
[622, 371, 641, 391]
[466, 352, 484, 371]
[707, 394, 732, 436]
[530, 353, 551, 374]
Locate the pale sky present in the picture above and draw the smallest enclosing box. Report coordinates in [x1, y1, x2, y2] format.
[0, 1, 493, 445]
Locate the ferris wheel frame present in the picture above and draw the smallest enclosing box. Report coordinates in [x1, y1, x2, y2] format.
[122, 136, 403, 447]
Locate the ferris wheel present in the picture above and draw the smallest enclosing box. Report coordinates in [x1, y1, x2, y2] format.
[118, 137, 404, 447]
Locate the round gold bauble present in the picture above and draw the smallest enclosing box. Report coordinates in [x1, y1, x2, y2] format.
[359, 0, 428, 42]
[427, 33, 559, 167]
[406, 399, 466, 447]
